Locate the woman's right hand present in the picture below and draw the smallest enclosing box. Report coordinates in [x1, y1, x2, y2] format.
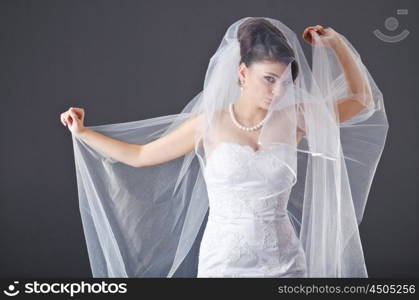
[60, 107, 86, 136]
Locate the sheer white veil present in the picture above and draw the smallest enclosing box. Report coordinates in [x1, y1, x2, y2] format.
[71, 16, 388, 277]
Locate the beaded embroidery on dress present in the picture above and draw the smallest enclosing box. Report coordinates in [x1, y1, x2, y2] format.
[197, 142, 307, 277]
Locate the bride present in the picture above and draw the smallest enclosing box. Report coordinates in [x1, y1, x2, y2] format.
[60, 17, 388, 277]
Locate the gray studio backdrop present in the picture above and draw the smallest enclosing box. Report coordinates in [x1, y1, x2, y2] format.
[0, 0, 417, 277]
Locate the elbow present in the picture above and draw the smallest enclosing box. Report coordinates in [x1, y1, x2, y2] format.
[355, 83, 374, 108]
[358, 92, 375, 112]
[365, 92, 375, 110]
[344, 90, 374, 113]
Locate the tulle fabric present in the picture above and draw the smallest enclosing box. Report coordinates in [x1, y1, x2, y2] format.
[71, 17, 388, 277]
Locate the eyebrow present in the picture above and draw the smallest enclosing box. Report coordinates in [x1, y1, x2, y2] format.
[265, 72, 280, 78]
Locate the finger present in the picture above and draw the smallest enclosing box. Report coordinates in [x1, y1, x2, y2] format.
[71, 107, 85, 119]
[302, 29, 307, 39]
[312, 26, 321, 33]
[62, 113, 69, 126]
[304, 26, 314, 35]
[65, 114, 71, 125]
[71, 107, 83, 112]
[315, 25, 326, 34]
[61, 115, 66, 126]
[303, 27, 313, 41]
[303, 26, 313, 35]
[310, 29, 322, 38]
[66, 113, 75, 125]
[303, 32, 311, 43]
[70, 107, 82, 119]
[308, 29, 317, 39]
[70, 111, 79, 122]
[309, 27, 319, 35]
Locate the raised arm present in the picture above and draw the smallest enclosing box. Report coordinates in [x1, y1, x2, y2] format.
[303, 25, 374, 124]
[330, 37, 373, 123]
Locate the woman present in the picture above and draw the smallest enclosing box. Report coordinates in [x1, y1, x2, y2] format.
[60, 17, 388, 277]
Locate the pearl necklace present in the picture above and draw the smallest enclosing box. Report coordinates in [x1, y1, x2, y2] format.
[229, 103, 269, 131]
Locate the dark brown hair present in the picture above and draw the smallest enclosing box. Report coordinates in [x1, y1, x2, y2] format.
[237, 18, 299, 84]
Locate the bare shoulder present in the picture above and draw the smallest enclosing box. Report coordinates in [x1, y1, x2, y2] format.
[191, 111, 205, 124]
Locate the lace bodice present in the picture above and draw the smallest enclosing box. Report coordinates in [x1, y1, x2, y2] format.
[203, 141, 297, 219]
[198, 141, 307, 277]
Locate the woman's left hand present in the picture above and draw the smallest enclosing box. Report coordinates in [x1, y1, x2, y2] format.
[302, 25, 341, 48]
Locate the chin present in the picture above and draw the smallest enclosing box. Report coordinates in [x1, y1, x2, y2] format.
[263, 100, 272, 107]
[257, 103, 269, 111]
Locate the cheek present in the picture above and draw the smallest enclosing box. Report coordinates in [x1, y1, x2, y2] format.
[247, 77, 271, 95]
[246, 79, 259, 94]
[272, 83, 284, 96]
[253, 79, 269, 92]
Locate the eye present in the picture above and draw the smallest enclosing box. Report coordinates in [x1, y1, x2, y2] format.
[264, 76, 275, 83]
[282, 79, 292, 86]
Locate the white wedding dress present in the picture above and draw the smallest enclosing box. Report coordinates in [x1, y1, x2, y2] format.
[197, 141, 308, 278]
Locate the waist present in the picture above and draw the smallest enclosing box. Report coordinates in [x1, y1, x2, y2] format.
[207, 190, 290, 221]
[208, 209, 289, 223]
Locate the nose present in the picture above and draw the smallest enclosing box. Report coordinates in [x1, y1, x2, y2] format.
[271, 82, 281, 97]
